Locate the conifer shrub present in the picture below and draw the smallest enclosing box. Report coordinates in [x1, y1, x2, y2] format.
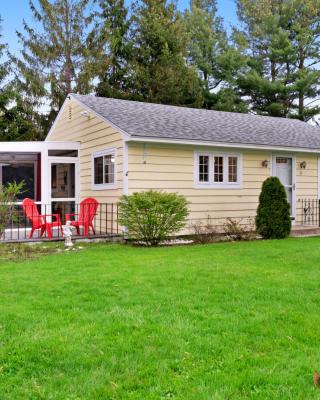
[119, 190, 189, 246]
[256, 177, 291, 239]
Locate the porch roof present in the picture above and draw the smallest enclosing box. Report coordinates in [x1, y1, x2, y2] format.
[0, 141, 79, 152]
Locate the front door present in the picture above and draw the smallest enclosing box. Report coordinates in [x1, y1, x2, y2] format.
[273, 156, 295, 218]
[48, 157, 79, 224]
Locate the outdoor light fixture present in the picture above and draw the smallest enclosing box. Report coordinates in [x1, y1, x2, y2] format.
[80, 110, 90, 118]
[300, 161, 307, 169]
[261, 159, 269, 168]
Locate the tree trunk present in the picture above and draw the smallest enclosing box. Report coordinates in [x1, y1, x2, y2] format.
[298, 47, 304, 120]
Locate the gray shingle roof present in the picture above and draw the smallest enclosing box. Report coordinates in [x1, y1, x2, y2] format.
[71, 94, 320, 150]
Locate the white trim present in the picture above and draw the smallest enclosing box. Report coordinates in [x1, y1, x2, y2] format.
[91, 147, 118, 190]
[48, 156, 78, 163]
[41, 150, 49, 209]
[318, 157, 320, 199]
[194, 150, 243, 189]
[48, 157, 80, 209]
[272, 154, 296, 221]
[128, 137, 320, 154]
[0, 141, 80, 152]
[123, 140, 129, 195]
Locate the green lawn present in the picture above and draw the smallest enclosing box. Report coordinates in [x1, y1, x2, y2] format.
[1, 239, 320, 399]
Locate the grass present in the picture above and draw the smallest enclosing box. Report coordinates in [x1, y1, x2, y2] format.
[1, 238, 320, 399]
[0, 242, 69, 262]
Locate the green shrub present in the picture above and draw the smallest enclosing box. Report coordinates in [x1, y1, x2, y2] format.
[0, 181, 24, 238]
[119, 190, 189, 246]
[256, 177, 291, 239]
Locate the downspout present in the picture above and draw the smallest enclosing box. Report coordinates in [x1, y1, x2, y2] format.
[122, 139, 129, 237]
[123, 139, 129, 196]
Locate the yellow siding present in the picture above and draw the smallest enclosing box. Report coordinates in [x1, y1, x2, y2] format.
[295, 155, 318, 224]
[128, 142, 319, 231]
[48, 99, 124, 233]
[48, 99, 124, 205]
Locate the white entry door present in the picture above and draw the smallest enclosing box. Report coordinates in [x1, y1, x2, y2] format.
[273, 156, 295, 218]
[48, 157, 79, 223]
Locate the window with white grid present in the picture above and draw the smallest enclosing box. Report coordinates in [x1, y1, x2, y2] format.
[195, 152, 241, 188]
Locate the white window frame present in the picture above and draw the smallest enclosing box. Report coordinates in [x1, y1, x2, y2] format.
[194, 151, 242, 189]
[92, 148, 117, 190]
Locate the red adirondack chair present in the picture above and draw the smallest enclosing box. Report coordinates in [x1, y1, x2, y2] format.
[22, 198, 63, 240]
[66, 198, 99, 236]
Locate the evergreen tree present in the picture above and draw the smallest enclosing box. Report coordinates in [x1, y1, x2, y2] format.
[236, 0, 320, 121]
[184, 0, 248, 112]
[0, 18, 41, 141]
[185, 0, 224, 86]
[96, 0, 133, 99]
[256, 177, 291, 239]
[129, 0, 203, 106]
[11, 0, 101, 134]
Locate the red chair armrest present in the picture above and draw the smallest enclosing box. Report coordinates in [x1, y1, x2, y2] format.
[66, 213, 78, 221]
[42, 214, 62, 223]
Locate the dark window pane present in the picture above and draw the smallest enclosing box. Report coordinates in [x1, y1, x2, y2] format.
[48, 150, 78, 157]
[199, 155, 209, 182]
[228, 156, 238, 183]
[214, 156, 223, 182]
[51, 163, 75, 198]
[2, 164, 35, 200]
[94, 157, 103, 184]
[52, 201, 75, 225]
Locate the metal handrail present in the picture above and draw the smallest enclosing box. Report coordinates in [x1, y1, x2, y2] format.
[1, 201, 120, 242]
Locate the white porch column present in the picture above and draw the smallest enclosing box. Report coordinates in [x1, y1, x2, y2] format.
[41, 148, 49, 213]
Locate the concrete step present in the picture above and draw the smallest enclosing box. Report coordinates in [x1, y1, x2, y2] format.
[291, 225, 320, 237]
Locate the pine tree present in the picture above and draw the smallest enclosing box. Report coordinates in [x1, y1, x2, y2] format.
[11, 0, 102, 134]
[184, 0, 248, 112]
[129, 0, 203, 106]
[236, 0, 320, 121]
[0, 18, 41, 141]
[185, 0, 224, 85]
[96, 0, 132, 99]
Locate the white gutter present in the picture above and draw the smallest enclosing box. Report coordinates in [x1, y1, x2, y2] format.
[0, 141, 80, 152]
[127, 136, 320, 154]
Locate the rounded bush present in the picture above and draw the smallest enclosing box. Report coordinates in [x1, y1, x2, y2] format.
[118, 190, 189, 246]
[256, 177, 291, 239]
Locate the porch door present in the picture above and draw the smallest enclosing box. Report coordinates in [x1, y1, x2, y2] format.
[48, 158, 79, 224]
[273, 156, 295, 218]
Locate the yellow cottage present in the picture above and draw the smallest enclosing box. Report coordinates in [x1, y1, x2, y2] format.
[44, 93, 320, 232]
[1, 93, 319, 240]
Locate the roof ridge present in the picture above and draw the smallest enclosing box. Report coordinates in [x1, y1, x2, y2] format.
[70, 93, 309, 126]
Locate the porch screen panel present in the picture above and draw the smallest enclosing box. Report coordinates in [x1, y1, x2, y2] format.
[2, 164, 35, 200]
